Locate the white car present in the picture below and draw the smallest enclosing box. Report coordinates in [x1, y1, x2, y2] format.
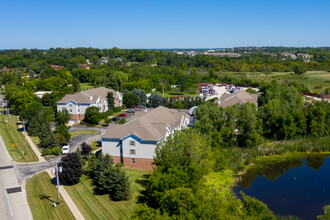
[62, 145, 70, 154]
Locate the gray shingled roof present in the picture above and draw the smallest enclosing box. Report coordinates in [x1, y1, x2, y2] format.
[103, 106, 184, 141]
[57, 87, 118, 104]
[218, 90, 258, 107]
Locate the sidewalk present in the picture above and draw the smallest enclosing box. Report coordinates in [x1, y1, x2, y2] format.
[18, 124, 45, 162]
[46, 169, 85, 220]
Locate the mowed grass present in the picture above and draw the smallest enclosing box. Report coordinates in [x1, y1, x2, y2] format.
[80, 83, 94, 90]
[64, 168, 150, 220]
[219, 71, 330, 93]
[69, 130, 99, 138]
[0, 114, 38, 162]
[26, 171, 75, 220]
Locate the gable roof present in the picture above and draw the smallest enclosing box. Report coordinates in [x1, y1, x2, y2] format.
[218, 90, 258, 108]
[57, 87, 119, 104]
[103, 106, 185, 141]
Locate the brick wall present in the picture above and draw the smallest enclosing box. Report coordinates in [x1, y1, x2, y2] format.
[70, 114, 85, 124]
[111, 156, 155, 171]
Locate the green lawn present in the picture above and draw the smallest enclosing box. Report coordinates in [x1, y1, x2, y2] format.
[26, 171, 75, 220]
[30, 136, 43, 153]
[80, 83, 94, 90]
[64, 168, 150, 220]
[162, 86, 199, 98]
[69, 130, 99, 138]
[0, 114, 38, 162]
[219, 71, 330, 93]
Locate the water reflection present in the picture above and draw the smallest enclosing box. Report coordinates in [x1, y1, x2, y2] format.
[240, 155, 328, 188]
[236, 154, 330, 220]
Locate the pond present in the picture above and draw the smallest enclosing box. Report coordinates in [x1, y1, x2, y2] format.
[234, 154, 330, 220]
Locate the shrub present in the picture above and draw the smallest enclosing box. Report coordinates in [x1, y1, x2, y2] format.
[115, 162, 123, 167]
[113, 106, 122, 113]
[42, 148, 52, 155]
[104, 118, 111, 124]
[52, 147, 61, 155]
[119, 118, 126, 124]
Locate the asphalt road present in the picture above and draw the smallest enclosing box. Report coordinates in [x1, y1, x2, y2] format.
[68, 126, 107, 152]
[0, 135, 33, 220]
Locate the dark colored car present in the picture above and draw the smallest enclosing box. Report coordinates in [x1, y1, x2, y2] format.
[126, 109, 135, 113]
[118, 114, 127, 117]
[112, 116, 120, 122]
[137, 105, 144, 108]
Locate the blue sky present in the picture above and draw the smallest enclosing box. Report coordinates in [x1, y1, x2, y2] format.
[1, 0, 329, 49]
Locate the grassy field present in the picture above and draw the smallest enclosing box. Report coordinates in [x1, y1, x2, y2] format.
[64, 168, 150, 220]
[70, 130, 99, 138]
[218, 71, 330, 93]
[26, 171, 75, 220]
[80, 83, 94, 90]
[0, 114, 38, 162]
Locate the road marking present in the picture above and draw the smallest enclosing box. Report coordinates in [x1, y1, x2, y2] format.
[6, 186, 22, 194]
[0, 165, 14, 170]
[3, 182, 13, 216]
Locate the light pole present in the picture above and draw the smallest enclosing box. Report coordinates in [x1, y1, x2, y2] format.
[53, 163, 62, 204]
[22, 120, 27, 153]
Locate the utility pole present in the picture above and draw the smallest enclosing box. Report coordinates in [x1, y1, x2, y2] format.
[54, 164, 62, 204]
[22, 120, 27, 153]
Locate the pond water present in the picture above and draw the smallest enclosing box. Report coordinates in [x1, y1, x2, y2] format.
[234, 154, 330, 220]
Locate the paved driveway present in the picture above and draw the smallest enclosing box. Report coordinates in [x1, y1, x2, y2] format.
[68, 126, 107, 152]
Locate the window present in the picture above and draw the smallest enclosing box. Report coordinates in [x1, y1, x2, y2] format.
[69, 104, 73, 107]
[70, 109, 72, 113]
[130, 149, 136, 155]
[78, 109, 80, 113]
[131, 158, 135, 164]
[112, 159, 115, 164]
[62, 107, 65, 111]
[129, 141, 136, 146]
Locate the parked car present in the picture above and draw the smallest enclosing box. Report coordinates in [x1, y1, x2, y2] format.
[126, 109, 134, 113]
[62, 145, 70, 154]
[118, 114, 127, 117]
[137, 105, 144, 108]
[112, 116, 120, 122]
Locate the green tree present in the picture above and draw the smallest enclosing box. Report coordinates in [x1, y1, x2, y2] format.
[55, 109, 70, 126]
[132, 89, 147, 106]
[107, 92, 115, 109]
[148, 93, 164, 108]
[123, 93, 139, 108]
[293, 64, 307, 75]
[46, 132, 59, 149]
[84, 106, 101, 125]
[54, 124, 71, 142]
[176, 73, 188, 95]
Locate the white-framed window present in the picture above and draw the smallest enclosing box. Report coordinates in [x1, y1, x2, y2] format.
[69, 104, 73, 107]
[70, 109, 72, 113]
[129, 141, 136, 146]
[130, 149, 136, 155]
[131, 158, 135, 164]
[78, 109, 80, 113]
[112, 159, 115, 164]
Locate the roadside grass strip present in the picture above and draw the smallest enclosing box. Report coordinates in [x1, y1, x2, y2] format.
[0, 114, 38, 162]
[64, 168, 150, 220]
[26, 171, 75, 220]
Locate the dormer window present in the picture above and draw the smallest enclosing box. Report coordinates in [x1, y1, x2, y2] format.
[69, 104, 73, 107]
[129, 141, 136, 146]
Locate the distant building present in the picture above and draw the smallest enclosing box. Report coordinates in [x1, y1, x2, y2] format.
[204, 52, 241, 58]
[50, 65, 64, 70]
[34, 91, 52, 98]
[297, 53, 311, 59]
[78, 64, 91, 70]
[100, 57, 109, 65]
[281, 53, 297, 60]
[56, 87, 122, 124]
[217, 90, 258, 108]
[102, 106, 189, 170]
[114, 57, 122, 62]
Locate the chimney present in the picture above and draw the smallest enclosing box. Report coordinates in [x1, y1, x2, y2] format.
[90, 96, 93, 100]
